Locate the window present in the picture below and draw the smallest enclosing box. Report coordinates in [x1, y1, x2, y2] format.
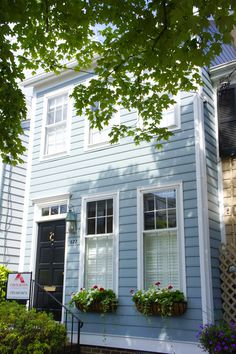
[43, 91, 70, 157]
[86, 103, 120, 148]
[41, 204, 67, 217]
[138, 94, 181, 131]
[81, 194, 118, 290]
[139, 184, 184, 291]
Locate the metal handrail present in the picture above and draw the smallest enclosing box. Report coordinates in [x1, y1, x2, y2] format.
[31, 280, 83, 353]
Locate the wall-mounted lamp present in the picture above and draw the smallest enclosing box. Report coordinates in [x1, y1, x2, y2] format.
[66, 209, 77, 233]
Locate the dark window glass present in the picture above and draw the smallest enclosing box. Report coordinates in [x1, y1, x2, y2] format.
[156, 210, 167, 229]
[107, 216, 113, 233]
[168, 209, 176, 228]
[107, 199, 113, 215]
[87, 219, 95, 234]
[51, 206, 59, 215]
[87, 202, 96, 218]
[144, 194, 154, 211]
[97, 217, 105, 234]
[155, 193, 166, 210]
[97, 200, 106, 217]
[42, 207, 49, 216]
[167, 190, 176, 208]
[60, 204, 67, 214]
[144, 212, 155, 230]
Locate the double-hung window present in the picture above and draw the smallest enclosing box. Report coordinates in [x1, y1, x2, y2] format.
[81, 194, 118, 290]
[86, 103, 120, 149]
[43, 91, 70, 157]
[139, 184, 185, 291]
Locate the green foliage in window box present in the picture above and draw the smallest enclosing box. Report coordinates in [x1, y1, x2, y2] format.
[70, 285, 118, 313]
[0, 265, 11, 303]
[0, 301, 67, 353]
[131, 282, 187, 317]
[197, 321, 236, 353]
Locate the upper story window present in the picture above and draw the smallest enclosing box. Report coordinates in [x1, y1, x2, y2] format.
[42, 89, 71, 158]
[86, 103, 120, 149]
[138, 94, 181, 131]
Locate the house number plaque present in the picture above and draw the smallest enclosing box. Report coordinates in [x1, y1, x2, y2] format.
[69, 239, 78, 246]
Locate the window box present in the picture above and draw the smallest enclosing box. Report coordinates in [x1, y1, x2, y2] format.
[70, 286, 118, 314]
[131, 282, 187, 317]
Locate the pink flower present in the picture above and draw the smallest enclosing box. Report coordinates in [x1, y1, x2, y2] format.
[130, 288, 135, 294]
[99, 287, 105, 291]
[155, 281, 161, 286]
[168, 284, 173, 290]
[93, 285, 98, 289]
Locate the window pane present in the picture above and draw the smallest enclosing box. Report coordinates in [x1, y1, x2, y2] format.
[107, 199, 113, 216]
[167, 190, 176, 208]
[60, 204, 67, 214]
[97, 217, 105, 234]
[97, 200, 106, 217]
[51, 206, 59, 215]
[156, 210, 167, 229]
[55, 107, 63, 122]
[42, 207, 49, 216]
[144, 231, 179, 289]
[47, 112, 54, 125]
[107, 216, 113, 233]
[87, 202, 96, 218]
[87, 219, 95, 235]
[144, 212, 155, 230]
[144, 194, 154, 211]
[168, 209, 176, 228]
[155, 192, 166, 210]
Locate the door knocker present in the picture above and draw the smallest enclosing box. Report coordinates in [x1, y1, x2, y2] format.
[49, 231, 55, 244]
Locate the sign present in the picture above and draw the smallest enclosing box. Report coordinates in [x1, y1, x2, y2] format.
[6, 272, 32, 300]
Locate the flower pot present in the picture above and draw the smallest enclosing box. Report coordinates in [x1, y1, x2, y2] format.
[75, 300, 118, 313]
[135, 301, 187, 316]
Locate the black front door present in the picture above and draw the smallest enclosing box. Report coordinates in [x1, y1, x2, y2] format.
[35, 220, 65, 321]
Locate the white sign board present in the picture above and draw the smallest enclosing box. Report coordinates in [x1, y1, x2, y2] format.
[6, 272, 32, 300]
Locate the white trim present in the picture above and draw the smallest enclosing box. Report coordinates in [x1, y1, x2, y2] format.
[137, 182, 186, 295]
[19, 94, 36, 272]
[31, 193, 70, 205]
[79, 191, 119, 294]
[79, 333, 202, 354]
[209, 60, 236, 83]
[40, 87, 73, 160]
[213, 88, 226, 244]
[194, 92, 214, 324]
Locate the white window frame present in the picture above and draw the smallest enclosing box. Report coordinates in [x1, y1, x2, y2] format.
[79, 192, 119, 294]
[138, 93, 181, 131]
[40, 87, 73, 160]
[84, 107, 120, 151]
[137, 182, 186, 294]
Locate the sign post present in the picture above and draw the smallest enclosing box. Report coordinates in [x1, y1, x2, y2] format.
[6, 272, 32, 301]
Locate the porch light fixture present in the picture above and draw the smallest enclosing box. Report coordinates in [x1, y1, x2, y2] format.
[66, 209, 77, 233]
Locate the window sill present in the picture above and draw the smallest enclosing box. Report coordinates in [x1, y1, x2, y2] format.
[40, 151, 70, 161]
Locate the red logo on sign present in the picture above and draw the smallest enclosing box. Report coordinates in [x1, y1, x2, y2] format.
[15, 273, 25, 283]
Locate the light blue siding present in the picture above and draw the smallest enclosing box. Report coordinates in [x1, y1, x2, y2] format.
[0, 121, 30, 271]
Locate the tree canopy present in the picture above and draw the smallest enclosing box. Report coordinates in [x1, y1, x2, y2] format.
[1, 0, 236, 164]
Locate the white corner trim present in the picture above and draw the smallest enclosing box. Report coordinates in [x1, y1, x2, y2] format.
[19, 94, 36, 272]
[194, 93, 214, 324]
[79, 333, 202, 354]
